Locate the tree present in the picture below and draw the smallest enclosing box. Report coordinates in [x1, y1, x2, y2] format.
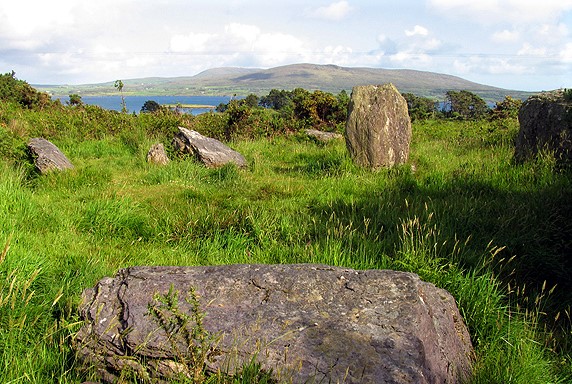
[444, 90, 489, 120]
[402, 93, 438, 121]
[141, 100, 161, 113]
[292, 88, 317, 126]
[290, 89, 348, 130]
[313, 90, 344, 127]
[490, 95, 522, 120]
[68, 94, 83, 106]
[331, 90, 350, 125]
[243, 94, 259, 108]
[259, 89, 293, 110]
[215, 102, 228, 113]
[336, 90, 350, 111]
[114, 80, 127, 113]
[224, 99, 251, 140]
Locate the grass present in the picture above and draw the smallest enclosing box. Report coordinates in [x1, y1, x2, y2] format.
[0, 103, 571, 382]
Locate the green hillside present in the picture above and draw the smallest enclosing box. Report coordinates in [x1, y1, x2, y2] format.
[36, 63, 534, 102]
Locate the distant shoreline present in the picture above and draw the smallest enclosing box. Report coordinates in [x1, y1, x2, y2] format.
[163, 103, 216, 109]
[51, 95, 230, 114]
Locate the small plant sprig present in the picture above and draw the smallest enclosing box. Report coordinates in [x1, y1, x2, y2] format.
[145, 285, 276, 383]
[147, 284, 218, 383]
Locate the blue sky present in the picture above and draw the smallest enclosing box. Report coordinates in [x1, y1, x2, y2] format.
[1, 0, 571, 91]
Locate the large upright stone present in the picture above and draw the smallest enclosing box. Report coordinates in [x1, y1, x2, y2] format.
[345, 84, 412, 169]
[515, 90, 572, 165]
[75, 264, 474, 384]
[172, 127, 247, 168]
[27, 137, 74, 174]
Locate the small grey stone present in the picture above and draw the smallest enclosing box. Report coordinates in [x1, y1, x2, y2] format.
[147, 143, 170, 165]
[305, 129, 344, 143]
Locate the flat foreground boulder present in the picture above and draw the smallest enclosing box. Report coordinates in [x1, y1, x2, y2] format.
[345, 84, 412, 169]
[172, 127, 247, 168]
[75, 264, 474, 383]
[27, 137, 74, 174]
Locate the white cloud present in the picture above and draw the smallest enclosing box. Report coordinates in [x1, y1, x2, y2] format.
[561, 43, 572, 63]
[168, 23, 316, 68]
[405, 25, 429, 37]
[452, 59, 473, 75]
[428, 0, 572, 23]
[169, 24, 265, 56]
[452, 56, 530, 77]
[167, 22, 364, 69]
[535, 23, 569, 44]
[308, 1, 353, 21]
[170, 33, 213, 53]
[390, 51, 432, 67]
[515, 23, 569, 59]
[254, 32, 311, 66]
[518, 43, 548, 57]
[319, 45, 354, 65]
[225, 23, 261, 48]
[492, 29, 520, 43]
[488, 59, 528, 75]
[402, 26, 442, 53]
[0, 1, 75, 38]
[425, 38, 443, 51]
[373, 35, 398, 57]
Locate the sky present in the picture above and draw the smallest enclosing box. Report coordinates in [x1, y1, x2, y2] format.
[1, 0, 571, 91]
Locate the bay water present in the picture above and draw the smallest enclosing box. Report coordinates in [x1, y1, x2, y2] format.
[55, 95, 233, 115]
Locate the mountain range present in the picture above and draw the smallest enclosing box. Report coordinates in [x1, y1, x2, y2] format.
[37, 63, 534, 102]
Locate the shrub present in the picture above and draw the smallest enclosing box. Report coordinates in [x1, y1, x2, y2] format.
[0, 71, 54, 109]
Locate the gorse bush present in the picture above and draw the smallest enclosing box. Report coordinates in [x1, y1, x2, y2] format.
[0, 71, 54, 109]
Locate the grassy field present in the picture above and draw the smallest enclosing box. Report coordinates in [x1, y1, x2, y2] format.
[0, 101, 571, 382]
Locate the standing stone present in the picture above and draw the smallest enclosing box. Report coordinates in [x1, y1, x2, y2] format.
[345, 84, 412, 169]
[27, 137, 74, 174]
[147, 143, 170, 165]
[75, 264, 474, 384]
[172, 127, 247, 168]
[515, 90, 572, 165]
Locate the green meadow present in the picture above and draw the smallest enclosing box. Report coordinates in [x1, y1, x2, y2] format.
[1, 81, 571, 382]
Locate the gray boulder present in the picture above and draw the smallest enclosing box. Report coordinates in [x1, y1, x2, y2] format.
[345, 84, 412, 169]
[27, 137, 74, 174]
[75, 264, 474, 384]
[515, 90, 572, 165]
[172, 127, 247, 168]
[305, 129, 344, 143]
[147, 143, 170, 165]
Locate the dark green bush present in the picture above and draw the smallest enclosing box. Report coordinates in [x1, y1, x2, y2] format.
[0, 71, 54, 109]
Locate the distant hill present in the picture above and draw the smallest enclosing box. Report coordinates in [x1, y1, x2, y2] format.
[36, 63, 535, 102]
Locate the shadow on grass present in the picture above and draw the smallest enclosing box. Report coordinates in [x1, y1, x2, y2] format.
[307, 167, 572, 347]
